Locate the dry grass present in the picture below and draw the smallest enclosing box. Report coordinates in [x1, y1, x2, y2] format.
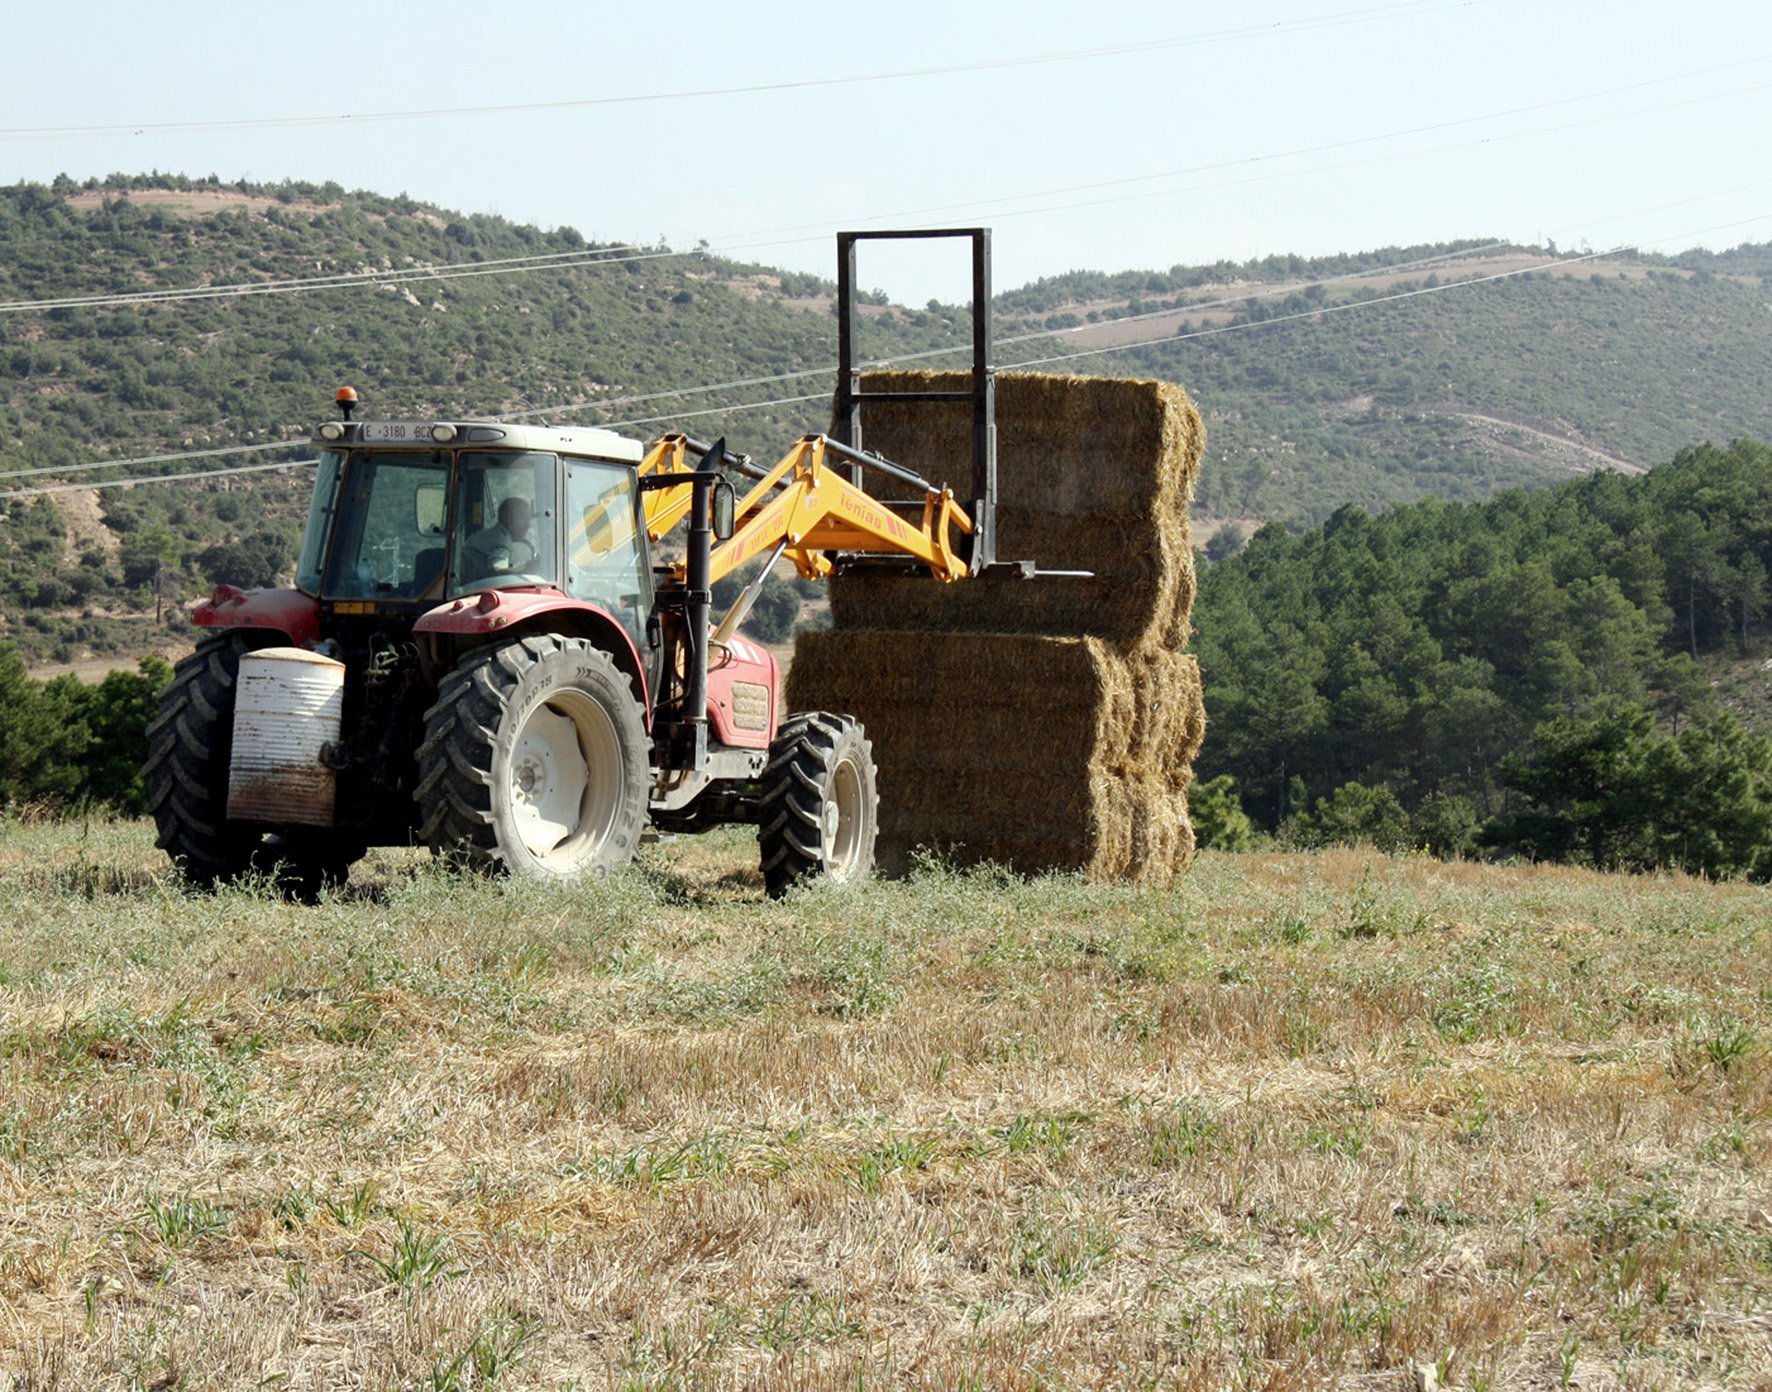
[0, 822, 1768, 1389]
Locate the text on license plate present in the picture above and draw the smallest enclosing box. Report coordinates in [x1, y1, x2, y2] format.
[360, 421, 436, 443]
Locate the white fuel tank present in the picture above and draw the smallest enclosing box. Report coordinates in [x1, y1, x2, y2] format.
[227, 647, 345, 827]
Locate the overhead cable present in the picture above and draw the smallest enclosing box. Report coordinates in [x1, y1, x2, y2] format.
[0, 459, 312, 501]
[0, 2, 1485, 141]
[4, 55, 1762, 318]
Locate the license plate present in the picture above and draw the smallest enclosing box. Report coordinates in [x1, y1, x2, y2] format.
[360, 421, 436, 444]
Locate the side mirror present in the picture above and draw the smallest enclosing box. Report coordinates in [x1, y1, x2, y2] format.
[414, 482, 447, 536]
[712, 478, 736, 541]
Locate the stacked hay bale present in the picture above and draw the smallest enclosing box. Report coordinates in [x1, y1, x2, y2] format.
[785, 371, 1207, 881]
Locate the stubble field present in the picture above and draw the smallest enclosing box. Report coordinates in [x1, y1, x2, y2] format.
[0, 821, 1767, 1390]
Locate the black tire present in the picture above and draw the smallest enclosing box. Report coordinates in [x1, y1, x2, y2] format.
[414, 635, 650, 877]
[144, 632, 365, 895]
[758, 712, 878, 898]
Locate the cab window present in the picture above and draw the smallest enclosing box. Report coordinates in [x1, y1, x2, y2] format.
[566, 459, 649, 649]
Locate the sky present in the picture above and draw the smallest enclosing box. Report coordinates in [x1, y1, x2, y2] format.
[5, 0, 1771, 303]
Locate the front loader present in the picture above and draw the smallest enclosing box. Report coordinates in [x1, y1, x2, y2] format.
[145, 229, 1011, 896]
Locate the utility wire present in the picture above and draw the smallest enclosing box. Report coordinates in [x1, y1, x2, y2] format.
[0, 1, 1482, 141]
[7, 213, 1766, 500]
[8, 181, 1766, 488]
[0, 459, 312, 501]
[2, 242, 1514, 487]
[0, 242, 678, 314]
[0, 440, 306, 483]
[822, 54, 1772, 229]
[974, 80, 1772, 228]
[1002, 212, 1772, 370]
[5, 54, 1761, 319]
[515, 241, 1520, 423]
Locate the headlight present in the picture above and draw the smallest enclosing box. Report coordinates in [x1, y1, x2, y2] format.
[319, 422, 345, 442]
[431, 424, 459, 444]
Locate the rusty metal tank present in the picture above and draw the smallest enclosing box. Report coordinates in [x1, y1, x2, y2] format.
[227, 647, 345, 827]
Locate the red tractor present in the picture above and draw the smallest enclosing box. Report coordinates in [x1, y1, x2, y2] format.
[145, 230, 1001, 896]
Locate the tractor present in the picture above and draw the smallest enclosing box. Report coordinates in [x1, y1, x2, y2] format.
[145, 229, 1005, 895]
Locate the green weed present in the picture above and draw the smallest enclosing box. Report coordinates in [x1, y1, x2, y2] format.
[352, 1220, 465, 1292]
[144, 1189, 228, 1248]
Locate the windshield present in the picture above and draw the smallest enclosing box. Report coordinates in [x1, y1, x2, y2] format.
[321, 451, 452, 598]
[308, 447, 641, 608]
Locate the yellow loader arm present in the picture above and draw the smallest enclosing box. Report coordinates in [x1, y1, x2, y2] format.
[645, 433, 975, 588]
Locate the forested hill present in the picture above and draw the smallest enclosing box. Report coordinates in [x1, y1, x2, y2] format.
[1191, 437, 1772, 878]
[2, 173, 1770, 667]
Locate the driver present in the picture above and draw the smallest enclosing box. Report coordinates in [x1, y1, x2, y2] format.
[464, 496, 537, 578]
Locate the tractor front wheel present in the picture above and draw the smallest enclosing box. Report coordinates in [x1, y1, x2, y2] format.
[758, 712, 879, 898]
[415, 636, 650, 877]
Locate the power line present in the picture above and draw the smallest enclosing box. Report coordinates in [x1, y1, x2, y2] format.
[11, 180, 1766, 488]
[0, 440, 306, 483]
[0, 2, 1483, 142]
[612, 213, 1772, 421]
[6, 51, 1758, 319]
[0, 459, 313, 501]
[512, 241, 1523, 423]
[0, 229, 1683, 484]
[0, 242, 681, 314]
[10, 214, 1765, 499]
[825, 54, 1771, 229]
[2, 243, 1511, 488]
[1002, 213, 1772, 371]
[951, 79, 1772, 229]
[600, 394, 834, 432]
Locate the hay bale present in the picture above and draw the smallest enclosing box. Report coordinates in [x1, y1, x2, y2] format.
[791, 370, 1208, 882]
[830, 510, 1197, 648]
[829, 371, 1204, 647]
[786, 630, 1204, 879]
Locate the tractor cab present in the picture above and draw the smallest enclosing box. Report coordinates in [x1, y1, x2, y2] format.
[295, 412, 652, 653]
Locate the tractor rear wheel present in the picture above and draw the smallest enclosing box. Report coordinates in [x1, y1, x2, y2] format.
[415, 635, 649, 877]
[758, 712, 878, 898]
[145, 633, 364, 895]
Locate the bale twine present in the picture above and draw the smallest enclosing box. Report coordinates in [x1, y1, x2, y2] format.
[787, 371, 1207, 880]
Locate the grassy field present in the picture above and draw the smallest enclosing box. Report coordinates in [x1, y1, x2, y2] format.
[0, 822, 1767, 1390]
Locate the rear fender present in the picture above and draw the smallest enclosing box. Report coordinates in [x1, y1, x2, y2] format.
[192, 586, 323, 648]
[416, 589, 651, 712]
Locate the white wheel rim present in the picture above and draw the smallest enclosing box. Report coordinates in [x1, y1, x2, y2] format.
[826, 753, 865, 880]
[508, 690, 623, 870]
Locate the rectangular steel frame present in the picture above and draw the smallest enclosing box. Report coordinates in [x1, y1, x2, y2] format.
[834, 228, 996, 572]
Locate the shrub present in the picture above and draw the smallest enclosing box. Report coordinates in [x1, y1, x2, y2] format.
[1190, 774, 1256, 851]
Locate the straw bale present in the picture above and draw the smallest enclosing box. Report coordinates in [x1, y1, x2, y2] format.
[829, 371, 1204, 647]
[793, 370, 1208, 882]
[786, 629, 1204, 880]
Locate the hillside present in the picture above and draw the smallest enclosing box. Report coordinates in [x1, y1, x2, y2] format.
[3, 173, 1771, 668]
[1009, 245, 1772, 525]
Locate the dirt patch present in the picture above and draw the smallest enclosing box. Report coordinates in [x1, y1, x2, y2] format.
[1419, 403, 1646, 475]
[1022, 253, 1656, 350]
[53, 487, 121, 562]
[64, 188, 339, 219]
